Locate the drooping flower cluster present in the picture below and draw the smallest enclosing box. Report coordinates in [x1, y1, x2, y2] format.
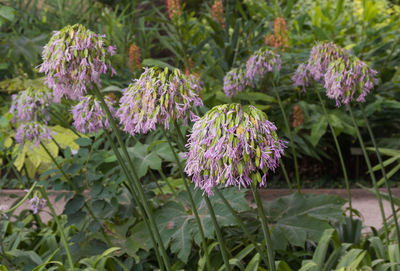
[128, 42, 141, 71]
[117, 67, 203, 135]
[265, 17, 288, 51]
[223, 48, 281, 97]
[15, 122, 53, 147]
[10, 86, 54, 147]
[185, 104, 286, 195]
[28, 194, 47, 214]
[39, 24, 116, 102]
[245, 48, 282, 84]
[10, 87, 53, 124]
[166, 0, 181, 20]
[71, 95, 116, 134]
[223, 67, 248, 97]
[212, 0, 225, 28]
[292, 41, 377, 106]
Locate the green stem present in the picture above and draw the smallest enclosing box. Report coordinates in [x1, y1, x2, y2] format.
[250, 185, 276, 271]
[348, 106, 389, 241]
[280, 159, 293, 192]
[149, 170, 165, 197]
[204, 195, 232, 271]
[102, 129, 165, 271]
[315, 89, 353, 219]
[214, 189, 270, 267]
[360, 104, 400, 249]
[272, 82, 300, 192]
[39, 142, 112, 246]
[6, 182, 37, 214]
[39, 186, 74, 270]
[91, 87, 171, 270]
[158, 169, 178, 198]
[163, 128, 211, 271]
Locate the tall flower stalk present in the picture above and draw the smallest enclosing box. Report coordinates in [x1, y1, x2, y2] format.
[359, 104, 400, 250]
[39, 24, 169, 270]
[117, 67, 211, 270]
[223, 48, 300, 191]
[185, 104, 286, 271]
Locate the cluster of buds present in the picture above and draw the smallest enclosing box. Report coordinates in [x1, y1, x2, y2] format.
[293, 41, 377, 106]
[117, 67, 203, 135]
[15, 122, 53, 147]
[292, 105, 304, 128]
[39, 24, 116, 102]
[212, 0, 225, 28]
[10, 86, 54, 147]
[71, 95, 116, 134]
[128, 42, 141, 71]
[185, 104, 286, 195]
[28, 193, 47, 214]
[10, 87, 53, 124]
[0, 205, 8, 220]
[166, 0, 181, 20]
[223, 48, 281, 97]
[265, 17, 288, 51]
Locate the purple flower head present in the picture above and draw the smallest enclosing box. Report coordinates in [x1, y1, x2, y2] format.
[71, 95, 116, 134]
[10, 87, 54, 124]
[245, 48, 281, 85]
[185, 104, 286, 196]
[117, 67, 203, 135]
[28, 194, 47, 214]
[223, 67, 248, 97]
[223, 48, 281, 98]
[293, 41, 377, 106]
[15, 122, 53, 147]
[39, 24, 116, 102]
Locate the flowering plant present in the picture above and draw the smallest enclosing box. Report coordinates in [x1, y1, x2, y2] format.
[185, 104, 286, 195]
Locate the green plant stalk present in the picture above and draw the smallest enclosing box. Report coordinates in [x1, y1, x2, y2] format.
[315, 90, 353, 219]
[163, 128, 211, 271]
[39, 186, 74, 271]
[149, 170, 166, 197]
[39, 141, 112, 246]
[214, 189, 270, 267]
[91, 87, 171, 270]
[272, 81, 300, 192]
[360, 105, 400, 251]
[103, 129, 165, 271]
[250, 185, 276, 271]
[348, 106, 389, 241]
[203, 195, 232, 271]
[158, 169, 179, 198]
[6, 181, 37, 214]
[280, 159, 293, 192]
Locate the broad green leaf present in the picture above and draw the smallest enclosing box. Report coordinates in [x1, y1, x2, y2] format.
[309, 115, 328, 146]
[244, 253, 260, 271]
[137, 187, 250, 263]
[264, 193, 345, 249]
[129, 142, 162, 178]
[142, 58, 176, 70]
[234, 92, 277, 103]
[52, 125, 80, 150]
[336, 249, 366, 269]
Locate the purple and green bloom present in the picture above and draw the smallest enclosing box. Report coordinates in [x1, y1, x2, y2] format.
[185, 104, 286, 195]
[29, 195, 47, 214]
[39, 24, 116, 102]
[15, 122, 53, 147]
[293, 41, 377, 106]
[117, 67, 203, 135]
[71, 95, 116, 134]
[223, 48, 281, 97]
[10, 87, 53, 124]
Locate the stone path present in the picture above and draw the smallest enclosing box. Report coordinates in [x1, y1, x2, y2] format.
[1, 189, 399, 231]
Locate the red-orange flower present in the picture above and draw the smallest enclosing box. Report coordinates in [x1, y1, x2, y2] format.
[212, 0, 225, 28]
[265, 17, 288, 51]
[292, 105, 304, 128]
[166, 0, 181, 20]
[128, 42, 141, 71]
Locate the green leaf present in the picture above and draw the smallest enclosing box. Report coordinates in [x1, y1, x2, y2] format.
[336, 249, 366, 269]
[309, 115, 328, 146]
[138, 187, 250, 263]
[64, 195, 85, 215]
[234, 92, 277, 103]
[142, 58, 176, 70]
[128, 142, 162, 178]
[244, 253, 260, 271]
[264, 193, 345, 249]
[74, 137, 92, 147]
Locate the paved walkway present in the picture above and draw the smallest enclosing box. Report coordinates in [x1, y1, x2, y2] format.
[1, 189, 399, 231]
